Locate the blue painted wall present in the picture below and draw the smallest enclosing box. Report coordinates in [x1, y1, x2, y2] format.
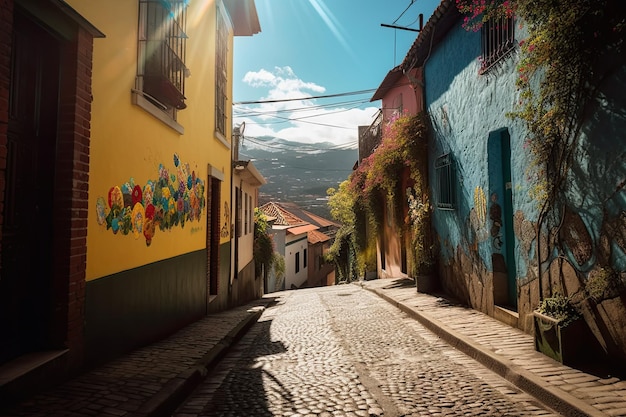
[423, 14, 626, 363]
[425, 21, 533, 304]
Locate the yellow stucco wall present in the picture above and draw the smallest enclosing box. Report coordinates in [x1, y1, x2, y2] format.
[67, 0, 234, 280]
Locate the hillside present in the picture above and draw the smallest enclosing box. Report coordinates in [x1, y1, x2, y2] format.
[239, 137, 357, 218]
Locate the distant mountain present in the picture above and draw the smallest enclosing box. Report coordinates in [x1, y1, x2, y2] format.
[239, 137, 357, 219]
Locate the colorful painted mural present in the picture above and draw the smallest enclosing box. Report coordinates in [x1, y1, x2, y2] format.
[96, 154, 206, 246]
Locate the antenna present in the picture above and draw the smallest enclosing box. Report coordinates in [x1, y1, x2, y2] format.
[381, 13, 423, 33]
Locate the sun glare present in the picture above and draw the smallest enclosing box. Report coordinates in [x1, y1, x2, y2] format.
[307, 0, 356, 61]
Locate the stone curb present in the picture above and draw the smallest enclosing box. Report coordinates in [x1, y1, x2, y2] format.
[129, 305, 267, 417]
[363, 285, 608, 417]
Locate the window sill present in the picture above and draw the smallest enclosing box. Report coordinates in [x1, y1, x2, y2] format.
[214, 130, 230, 149]
[131, 90, 184, 135]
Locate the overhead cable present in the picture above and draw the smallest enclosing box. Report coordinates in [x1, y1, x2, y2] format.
[234, 88, 377, 105]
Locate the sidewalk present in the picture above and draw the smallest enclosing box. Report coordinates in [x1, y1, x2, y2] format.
[3, 281, 626, 417]
[0, 296, 276, 417]
[359, 277, 626, 417]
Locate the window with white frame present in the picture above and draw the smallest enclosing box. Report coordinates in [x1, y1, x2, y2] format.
[137, 0, 188, 114]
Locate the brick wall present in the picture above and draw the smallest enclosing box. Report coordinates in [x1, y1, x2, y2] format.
[52, 26, 93, 368]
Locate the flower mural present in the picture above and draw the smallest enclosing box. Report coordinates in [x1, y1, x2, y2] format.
[96, 154, 206, 246]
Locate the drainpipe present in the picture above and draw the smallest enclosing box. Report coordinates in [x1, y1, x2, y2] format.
[232, 123, 246, 284]
[231, 126, 240, 287]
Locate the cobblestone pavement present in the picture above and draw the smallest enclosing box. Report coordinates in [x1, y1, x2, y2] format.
[173, 285, 561, 417]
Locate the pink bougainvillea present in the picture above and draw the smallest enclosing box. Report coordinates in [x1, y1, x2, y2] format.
[456, 0, 516, 31]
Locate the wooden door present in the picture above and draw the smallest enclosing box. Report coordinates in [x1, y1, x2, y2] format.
[0, 12, 59, 363]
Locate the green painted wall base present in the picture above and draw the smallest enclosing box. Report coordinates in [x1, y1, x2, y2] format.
[85, 250, 207, 365]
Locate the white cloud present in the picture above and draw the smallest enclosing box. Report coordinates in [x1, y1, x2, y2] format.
[236, 67, 378, 148]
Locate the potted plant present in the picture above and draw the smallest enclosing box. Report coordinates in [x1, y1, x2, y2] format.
[533, 293, 588, 365]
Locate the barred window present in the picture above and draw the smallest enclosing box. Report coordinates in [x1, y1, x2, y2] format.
[138, 0, 188, 112]
[435, 153, 456, 210]
[215, 4, 228, 136]
[480, 15, 515, 74]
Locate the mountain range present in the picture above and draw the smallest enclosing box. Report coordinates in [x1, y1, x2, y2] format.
[239, 136, 357, 219]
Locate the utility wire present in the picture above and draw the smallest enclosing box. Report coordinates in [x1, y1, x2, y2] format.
[234, 98, 371, 116]
[393, 0, 416, 24]
[238, 102, 372, 128]
[234, 88, 377, 105]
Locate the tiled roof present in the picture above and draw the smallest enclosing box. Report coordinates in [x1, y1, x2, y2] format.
[287, 224, 319, 236]
[308, 229, 331, 245]
[259, 202, 306, 226]
[401, 0, 460, 72]
[270, 201, 340, 228]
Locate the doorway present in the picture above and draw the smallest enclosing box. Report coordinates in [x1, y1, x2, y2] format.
[0, 11, 60, 363]
[488, 128, 517, 310]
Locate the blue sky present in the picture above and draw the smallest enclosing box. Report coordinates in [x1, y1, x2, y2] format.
[233, 0, 441, 148]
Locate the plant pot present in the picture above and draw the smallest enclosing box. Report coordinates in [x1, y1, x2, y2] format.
[364, 271, 377, 281]
[416, 274, 437, 293]
[533, 310, 588, 365]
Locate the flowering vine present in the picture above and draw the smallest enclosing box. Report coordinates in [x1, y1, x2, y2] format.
[456, 0, 516, 31]
[347, 112, 433, 275]
[457, 0, 626, 299]
[350, 112, 430, 232]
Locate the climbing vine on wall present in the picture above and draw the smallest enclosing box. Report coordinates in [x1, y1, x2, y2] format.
[350, 112, 430, 234]
[457, 0, 626, 298]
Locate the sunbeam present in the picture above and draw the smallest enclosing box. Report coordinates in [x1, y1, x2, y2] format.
[307, 0, 357, 62]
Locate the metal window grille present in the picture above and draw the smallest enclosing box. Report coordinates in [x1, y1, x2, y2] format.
[435, 153, 456, 210]
[480, 15, 515, 74]
[139, 0, 188, 110]
[215, 6, 228, 135]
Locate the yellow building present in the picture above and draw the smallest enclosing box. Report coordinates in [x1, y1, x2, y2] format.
[0, 0, 260, 385]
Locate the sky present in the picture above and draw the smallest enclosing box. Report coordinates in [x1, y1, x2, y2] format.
[233, 0, 441, 149]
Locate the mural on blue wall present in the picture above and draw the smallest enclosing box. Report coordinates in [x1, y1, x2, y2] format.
[96, 154, 206, 246]
[489, 192, 503, 252]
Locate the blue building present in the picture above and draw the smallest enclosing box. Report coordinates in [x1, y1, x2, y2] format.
[400, 0, 626, 365]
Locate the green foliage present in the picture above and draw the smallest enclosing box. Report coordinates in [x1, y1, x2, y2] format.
[406, 186, 434, 275]
[350, 112, 430, 233]
[458, 0, 626, 299]
[272, 252, 285, 282]
[511, 0, 624, 211]
[326, 181, 368, 281]
[327, 181, 356, 227]
[585, 267, 625, 303]
[253, 208, 274, 278]
[537, 293, 581, 327]
[334, 112, 433, 280]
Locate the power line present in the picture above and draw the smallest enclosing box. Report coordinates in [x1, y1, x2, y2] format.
[234, 88, 377, 105]
[393, 0, 416, 24]
[233, 98, 371, 116]
[238, 102, 372, 129]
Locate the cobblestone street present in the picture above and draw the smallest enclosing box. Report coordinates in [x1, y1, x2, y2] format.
[173, 285, 561, 417]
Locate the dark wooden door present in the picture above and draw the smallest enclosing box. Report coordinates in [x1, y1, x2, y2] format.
[0, 12, 59, 364]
